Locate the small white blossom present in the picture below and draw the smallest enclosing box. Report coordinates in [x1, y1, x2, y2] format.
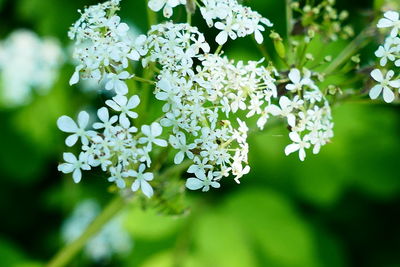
[58, 152, 91, 183]
[377, 11, 400, 38]
[369, 69, 400, 103]
[127, 164, 154, 198]
[139, 122, 168, 149]
[186, 171, 220, 192]
[57, 111, 94, 146]
[284, 132, 311, 161]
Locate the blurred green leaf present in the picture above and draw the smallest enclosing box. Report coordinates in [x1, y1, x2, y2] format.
[224, 189, 320, 267]
[124, 206, 185, 240]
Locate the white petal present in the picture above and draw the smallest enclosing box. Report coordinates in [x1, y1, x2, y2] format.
[299, 148, 306, 161]
[143, 173, 153, 181]
[383, 87, 395, 103]
[215, 31, 228, 45]
[57, 116, 78, 133]
[97, 107, 109, 122]
[131, 179, 140, 192]
[63, 153, 76, 163]
[285, 144, 300, 155]
[154, 139, 168, 147]
[186, 178, 204, 190]
[163, 5, 173, 18]
[370, 69, 383, 82]
[69, 71, 80, 85]
[148, 0, 164, 12]
[58, 163, 74, 174]
[377, 18, 393, 28]
[118, 71, 130, 80]
[254, 30, 263, 44]
[72, 169, 82, 183]
[115, 80, 128, 95]
[127, 95, 140, 109]
[174, 151, 184, 164]
[389, 80, 400, 88]
[289, 69, 301, 84]
[289, 131, 301, 142]
[77, 111, 89, 128]
[105, 100, 121, 111]
[151, 122, 162, 136]
[141, 180, 154, 198]
[385, 11, 399, 21]
[287, 114, 296, 127]
[369, 85, 382, 99]
[116, 178, 126, 188]
[141, 125, 151, 136]
[65, 134, 79, 147]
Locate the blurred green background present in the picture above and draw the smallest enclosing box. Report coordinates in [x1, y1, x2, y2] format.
[1, 0, 400, 266]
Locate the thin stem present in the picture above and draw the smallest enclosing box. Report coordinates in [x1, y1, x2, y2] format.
[215, 45, 223, 55]
[146, 0, 157, 28]
[46, 196, 125, 267]
[324, 26, 374, 76]
[133, 76, 155, 84]
[255, 40, 271, 61]
[46, 162, 190, 267]
[285, 0, 293, 49]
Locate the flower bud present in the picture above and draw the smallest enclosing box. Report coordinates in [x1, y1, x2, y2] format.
[269, 31, 286, 59]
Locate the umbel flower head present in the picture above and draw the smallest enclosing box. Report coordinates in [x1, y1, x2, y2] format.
[0, 30, 63, 107]
[370, 11, 400, 103]
[58, 0, 337, 197]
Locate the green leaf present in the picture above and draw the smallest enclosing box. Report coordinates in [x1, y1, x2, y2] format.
[124, 206, 184, 240]
[223, 189, 320, 267]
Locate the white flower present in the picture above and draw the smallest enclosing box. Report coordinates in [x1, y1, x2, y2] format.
[105, 71, 131, 95]
[186, 171, 220, 192]
[93, 107, 118, 133]
[127, 164, 154, 198]
[108, 165, 126, 188]
[139, 122, 168, 149]
[215, 17, 239, 45]
[105, 94, 140, 123]
[284, 132, 311, 161]
[231, 163, 250, 184]
[57, 111, 94, 147]
[169, 132, 196, 164]
[285, 68, 313, 91]
[58, 152, 91, 183]
[187, 158, 212, 177]
[369, 69, 400, 103]
[148, 0, 186, 18]
[375, 43, 397, 66]
[377, 11, 400, 37]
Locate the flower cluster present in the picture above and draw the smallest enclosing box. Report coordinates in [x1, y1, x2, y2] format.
[199, 0, 273, 44]
[57, 94, 167, 198]
[141, 22, 279, 188]
[282, 69, 333, 161]
[0, 30, 63, 107]
[62, 199, 131, 261]
[147, 0, 273, 45]
[370, 11, 400, 103]
[148, 0, 187, 18]
[68, 0, 145, 95]
[291, 0, 354, 41]
[58, 0, 336, 195]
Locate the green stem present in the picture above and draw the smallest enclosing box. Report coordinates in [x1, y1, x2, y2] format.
[324, 26, 374, 76]
[285, 0, 293, 53]
[133, 76, 155, 84]
[146, 0, 157, 28]
[215, 45, 223, 55]
[46, 196, 125, 267]
[46, 162, 190, 267]
[285, 0, 293, 39]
